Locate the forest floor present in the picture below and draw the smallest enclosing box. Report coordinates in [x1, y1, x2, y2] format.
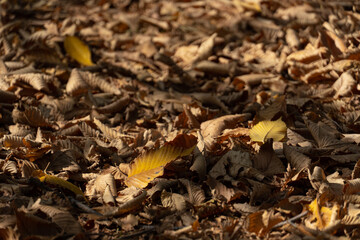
[1, 0, 360, 239]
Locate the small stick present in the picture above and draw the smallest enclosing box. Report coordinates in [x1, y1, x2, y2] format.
[272, 211, 308, 229]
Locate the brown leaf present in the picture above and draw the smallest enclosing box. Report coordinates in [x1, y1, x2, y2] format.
[179, 179, 205, 205]
[283, 143, 311, 171]
[247, 210, 284, 237]
[15, 207, 61, 237]
[206, 177, 240, 203]
[256, 95, 286, 122]
[201, 114, 250, 150]
[253, 140, 284, 176]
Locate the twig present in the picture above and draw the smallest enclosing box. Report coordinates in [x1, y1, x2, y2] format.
[272, 211, 308, 229]
[118, 226, 156, 239]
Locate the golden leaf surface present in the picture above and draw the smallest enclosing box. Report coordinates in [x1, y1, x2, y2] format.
[64, 36, 94, 66]
[249, 118, 287, 143]
[125, 134, 197, 188]
[32, 170, 86, 200]
[307, 198, 339, 230]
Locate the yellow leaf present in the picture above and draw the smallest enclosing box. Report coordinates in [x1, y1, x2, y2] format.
[249, 118, 287, 143]
[233, 0, 261, 12]
[32, 170, 87, 201]
[125, 134, 197, 188]
[64, 36, 94, 66]
[307, 198, 339, 230]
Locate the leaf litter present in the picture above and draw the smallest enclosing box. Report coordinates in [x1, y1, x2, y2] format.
[2, 0, 360, 239]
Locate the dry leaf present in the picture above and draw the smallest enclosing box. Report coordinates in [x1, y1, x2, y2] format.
[247, 210, 284, 237]
[332, 71, 356, 99]
[283, 144, 311, 171]
[179, 178, 205, 205]
[161, 190, 187, 212]
[253, 140, 285, 176]
[206, 177, 240, 203]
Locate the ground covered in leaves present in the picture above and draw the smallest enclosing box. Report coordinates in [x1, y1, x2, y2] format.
[2, 0, 360, 239]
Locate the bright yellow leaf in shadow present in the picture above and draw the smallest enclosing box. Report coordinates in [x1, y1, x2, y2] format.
[249, 118, 287, 143]
[64, 36, 94, 66]
[32, 170, 87, 202]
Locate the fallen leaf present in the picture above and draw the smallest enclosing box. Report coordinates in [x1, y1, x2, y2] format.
[32, 170, 86, 201]
[64, 36, 94, 66]
[125, 134, 197, 188]
[249, 118, 287, 143]
[253, 140, 285, 176]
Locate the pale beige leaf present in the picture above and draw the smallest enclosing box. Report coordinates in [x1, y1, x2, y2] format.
[161, 190, 187, 212]
[332, 71, 356, 99]
[66, 68, 88, 96]
[86, 173, 117, 200]
[206, 177, 237, 202]
[193, 33, 217, 63]
[79, 71, 121, 95]
[103, 185, 116, 206]
[97, 190, 146, 216]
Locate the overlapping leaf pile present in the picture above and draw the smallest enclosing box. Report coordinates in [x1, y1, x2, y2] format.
[1, 0, 360, 239]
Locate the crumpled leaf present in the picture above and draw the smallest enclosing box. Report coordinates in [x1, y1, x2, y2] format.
[64, 36, 94, 66]
[125, 134, 197, 188]
[249, 118, 287, 143]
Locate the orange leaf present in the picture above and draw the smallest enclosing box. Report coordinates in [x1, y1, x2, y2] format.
[125, 134, 197, 188]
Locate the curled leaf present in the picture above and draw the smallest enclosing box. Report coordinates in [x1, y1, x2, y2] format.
[64, 36, 94, 66]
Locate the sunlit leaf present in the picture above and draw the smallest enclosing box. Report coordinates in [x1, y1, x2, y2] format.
[64, 36, 94, 66]
[307, 198, 339, 230]
[233, 0, 261, 12]
[249, 118, 287, 143]
[125, 134, 197, 188]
